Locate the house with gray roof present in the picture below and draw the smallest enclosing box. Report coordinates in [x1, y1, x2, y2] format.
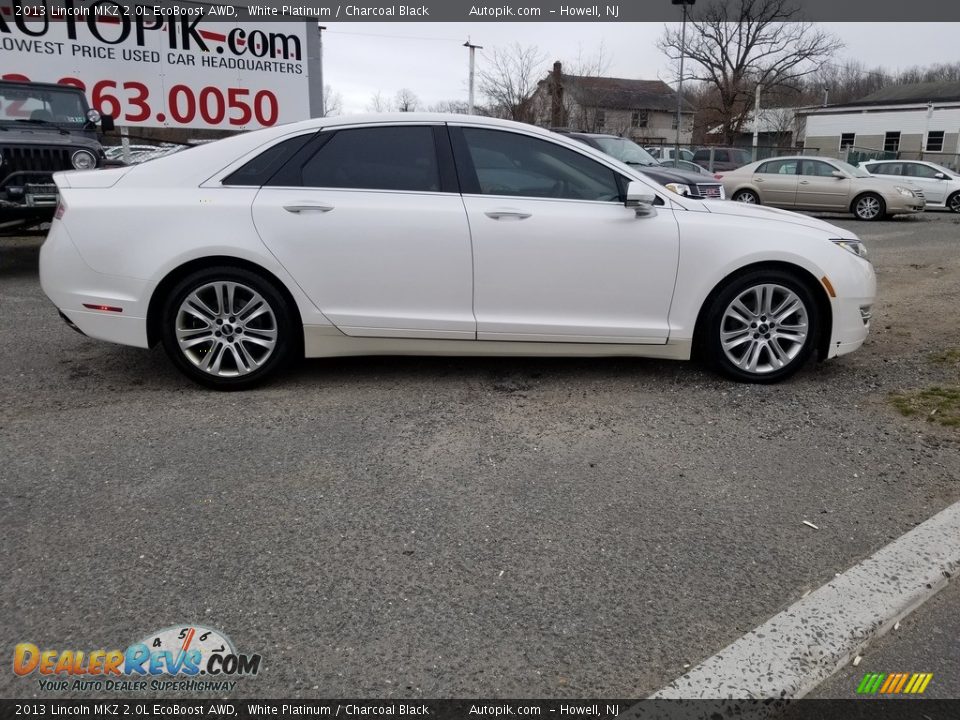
[800, 81, 960, 166]
[532, 61, 695, 144]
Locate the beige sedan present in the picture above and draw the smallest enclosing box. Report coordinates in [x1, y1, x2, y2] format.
[719, 156, 925, 220]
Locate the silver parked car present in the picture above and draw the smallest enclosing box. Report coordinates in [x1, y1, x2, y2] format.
[719, 156, 925, 220]
[859, 159, 960, 213]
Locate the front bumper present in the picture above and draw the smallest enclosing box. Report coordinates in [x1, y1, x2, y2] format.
[825, 256, 876, 359]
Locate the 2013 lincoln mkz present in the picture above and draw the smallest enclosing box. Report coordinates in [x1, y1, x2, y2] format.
[40, 114, 876, 389]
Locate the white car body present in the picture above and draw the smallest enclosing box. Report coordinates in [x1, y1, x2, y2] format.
[859, 159, 960, 212]
[40, 114, 875, 386]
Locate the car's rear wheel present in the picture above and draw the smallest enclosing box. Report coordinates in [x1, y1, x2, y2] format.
[852, 193, 885, 221]
[160, 266, 294, 390]
[947, 191, 960, 213]
[733, 189, 760, 204]
[705, 270, 819, 383]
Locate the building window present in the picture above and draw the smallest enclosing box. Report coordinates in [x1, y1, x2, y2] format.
[595, 109, 605, 130]
[884, 131, 901, 153]
[926, 130, 945, 152]
[840, 133, 856, 150]
[631, 110, 648, 128]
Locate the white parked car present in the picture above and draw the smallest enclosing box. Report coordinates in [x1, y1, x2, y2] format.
[647, 146, 695, 163]
[40, 114, 876, 389]
[859, 159, 960, 213]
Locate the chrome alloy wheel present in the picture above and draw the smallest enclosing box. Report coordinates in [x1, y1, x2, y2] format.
[855, 195, 882, 220]
[175, 281, 278, 377]
[720, 283, 809, 375]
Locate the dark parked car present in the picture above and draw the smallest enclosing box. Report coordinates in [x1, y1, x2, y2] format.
[0, 80, 114, 234]
[559, 132, 726, 199]
[692, 147, 753, 172]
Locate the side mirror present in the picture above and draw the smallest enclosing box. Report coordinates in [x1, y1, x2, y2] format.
[935, 172, 947, 180]
[101, 113, 115, 132]
[624, 180, 657, 216]
[831, 170, 846, 179]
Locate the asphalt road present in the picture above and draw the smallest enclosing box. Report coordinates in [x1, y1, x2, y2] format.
[1, 213, 959, 699]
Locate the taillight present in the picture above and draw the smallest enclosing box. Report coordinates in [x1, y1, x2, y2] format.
[54, 197, 66, 220]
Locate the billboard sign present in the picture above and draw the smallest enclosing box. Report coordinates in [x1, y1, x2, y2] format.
[0, 1, 317, 130]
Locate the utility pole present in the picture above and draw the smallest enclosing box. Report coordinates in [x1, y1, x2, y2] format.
[752, 83, 761, 162]
[464, 38, 483, 115]
[672, 0, 696, 160]
[318, 25, 326, 116]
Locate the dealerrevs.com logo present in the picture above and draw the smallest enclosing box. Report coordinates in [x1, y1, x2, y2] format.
[13, 625, 262, 693]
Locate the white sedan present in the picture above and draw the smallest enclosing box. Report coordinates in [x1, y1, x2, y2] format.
[40, 114, 876, 389]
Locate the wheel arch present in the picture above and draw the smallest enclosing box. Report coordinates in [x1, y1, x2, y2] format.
[849, 190, 885, 216]
[146, 256, 304, 350]
[692, 260, 833, 361]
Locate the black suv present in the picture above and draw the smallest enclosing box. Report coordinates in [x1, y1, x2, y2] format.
[0, 80, 114, 233]
[557, 131, 726, 200]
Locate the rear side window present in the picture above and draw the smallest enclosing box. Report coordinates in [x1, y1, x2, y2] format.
[757, 158, 798, 175]
[872, 162, 903, 176]
[222, 133, 316, 186]
[298, 126, 441, 192]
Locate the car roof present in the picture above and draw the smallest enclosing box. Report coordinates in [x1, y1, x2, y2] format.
[0, 79, 85, 94]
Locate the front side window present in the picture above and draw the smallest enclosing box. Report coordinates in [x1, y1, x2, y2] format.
[298, 126, 441, 192]
[906, 163, 940, 178]
[460, 128, 622, 202]
[800, 160, 839, 177]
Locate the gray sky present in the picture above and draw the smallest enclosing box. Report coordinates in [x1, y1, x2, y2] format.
[321, 23, 958, 114]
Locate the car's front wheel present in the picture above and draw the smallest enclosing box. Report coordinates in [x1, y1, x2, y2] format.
[732, 189, 760, 204]
[160, 266, 295, 390]
[852, 193, 885, 221]
[705, 270, 819, 383]
[947, 191, 960, 214]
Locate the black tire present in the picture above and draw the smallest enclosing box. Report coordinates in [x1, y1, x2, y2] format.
[704, 269, 820, 384]
[160, 266, 296, 390]
[733, 189, 760, 204]
[852, 192, 885, 221]
[947, 191, 960, 214]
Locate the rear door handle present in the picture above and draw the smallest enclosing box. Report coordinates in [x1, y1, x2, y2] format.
[485, 210, 531, 220]
[284, 203, 334, 213]
[799, 180, 810, 185]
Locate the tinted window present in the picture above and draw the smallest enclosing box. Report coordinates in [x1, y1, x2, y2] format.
[800, 160, 838, 177]
[906, 163, 940, 178]
[299, 126, 440, 192]
[461, 128, 621, 202]
[223, 133, 316, 186]
[757, 158, 798, 175]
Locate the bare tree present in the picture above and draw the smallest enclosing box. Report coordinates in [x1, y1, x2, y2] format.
[395, 88, 420, 112]
[367, 91, 393, 113]
[428, 99, 473, 114]
[659, 0, 842, 143]
[478, 43, 548, 122]
[322, 85, 343, 116]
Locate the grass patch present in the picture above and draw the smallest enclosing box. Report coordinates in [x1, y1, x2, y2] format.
[890, 386, 960, 427]
[931, 348, 960, 367]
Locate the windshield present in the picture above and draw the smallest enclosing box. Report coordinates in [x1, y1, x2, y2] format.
[591, 137, 659, 166]
[0, 84, 88, 128]
[832, 159, 872, 178]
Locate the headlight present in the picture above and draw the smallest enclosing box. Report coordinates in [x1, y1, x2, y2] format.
[832, 238, 868, 259]
[71, 149, 96, 170]
[663, 182, 692, 196]
[894, 185, 916, 197]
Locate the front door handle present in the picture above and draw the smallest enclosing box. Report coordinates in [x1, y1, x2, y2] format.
[799, 180, 811, 185]
[485, 210, 532, 220]
[284, 203, 334, 214]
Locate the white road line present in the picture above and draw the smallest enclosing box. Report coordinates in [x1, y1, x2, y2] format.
[624, 499, 960, 713]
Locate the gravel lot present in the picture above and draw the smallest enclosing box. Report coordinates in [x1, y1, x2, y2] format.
[1, 213, 959, 699]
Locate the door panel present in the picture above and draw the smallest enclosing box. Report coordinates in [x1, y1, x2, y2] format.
[752, 158, 798, 206]
[795, 159, 850, 210]
[250, 125, 475, 339]
[464, 196, 679, 342]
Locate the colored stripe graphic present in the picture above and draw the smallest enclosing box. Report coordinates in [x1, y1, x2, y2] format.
[856, 672, 932, 694]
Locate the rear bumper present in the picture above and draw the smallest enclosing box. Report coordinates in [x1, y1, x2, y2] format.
[40, 220, 150, 348]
